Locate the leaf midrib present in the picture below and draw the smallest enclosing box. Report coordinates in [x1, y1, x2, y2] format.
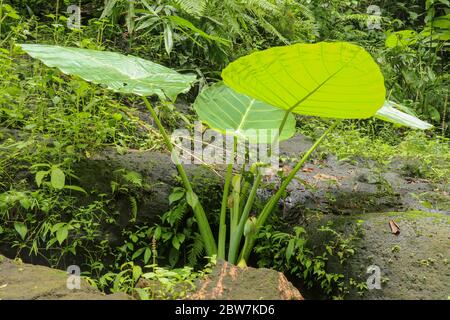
[235, 99, 255, 134]
[289, 48, 360, 112]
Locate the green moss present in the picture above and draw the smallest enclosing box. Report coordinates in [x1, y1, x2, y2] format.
[393, 211, 450, 223]
[347, 210, 448, 223]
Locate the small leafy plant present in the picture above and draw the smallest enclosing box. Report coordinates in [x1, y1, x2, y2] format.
[19, 41, 431, 266]
[92, 256, 216, 300]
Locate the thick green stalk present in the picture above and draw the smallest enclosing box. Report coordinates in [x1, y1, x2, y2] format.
[218, 137, 237, 259]
[279, 109, 292, 137]
[240, 120, 341, 261]
[230, 174, 241, 238]
[218, 163, 233, 259]
[228, 172, 262, 264]
[238, 163, 257, 213]
[142, 97, 217, 256]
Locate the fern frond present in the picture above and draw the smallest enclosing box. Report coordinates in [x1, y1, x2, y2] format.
[187, 232, 204, 266]
[258, 17, 290, 44]
[123, 171, 143, 187]
[245, 0, 279, 15]
[129, 196, 138, 221]
[340, 13, 382, 25]
[163, 203, 187, 226]
[172, 0, 207, 16]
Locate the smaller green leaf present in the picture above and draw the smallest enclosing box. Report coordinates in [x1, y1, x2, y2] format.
[305, 259, 312, 269]
[35, 171, 48, 187]
[177, 233, 185, 244]
[385, 30, 418, 48]
[144, 247, 152, 264]
[132, 247, 146, 260]
[112, 113, 123, 121]
[19, 197, 31, 210]
[50, 167, 65, 190]
[14, 222, 27, 240]
[164, 23, 174, 55]
[194, 83, 296, 143]
[286, 239, 295, 261]
[375, 101, 433, 130]
[169, 188, 185, 204]
[133, 265, 142, 281]
[56, 226, 69, 245]
[51, 222, 65, 233]
[154, 226, 162, 240]
[428, 107, 441, 123]
[172, 236, 181, 250]
[63, 185, 87, 194]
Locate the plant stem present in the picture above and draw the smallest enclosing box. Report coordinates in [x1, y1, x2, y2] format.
[239, 120, 341, 261]
[279, 109, 292, 136]
[218, 136, 237, 259]
[228, 171, 262, 264]
[142, 96, 217, 256]
[229, 174, 241, 240]
[218, 163, 233, 259]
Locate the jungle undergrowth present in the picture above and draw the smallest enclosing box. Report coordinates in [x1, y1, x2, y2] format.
[0, 0, 449, 300]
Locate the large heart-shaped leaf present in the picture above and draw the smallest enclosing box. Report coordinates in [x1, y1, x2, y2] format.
[20, 44, 196, 101]
[222, 42, 386, 119]
[193, 83, 296, 143]
[375, 101, 433, 130]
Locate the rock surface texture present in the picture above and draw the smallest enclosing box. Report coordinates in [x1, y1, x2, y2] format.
[0, 255, 131, 300]
[304, 211, 449, 300]
[188, 260, 304, 300]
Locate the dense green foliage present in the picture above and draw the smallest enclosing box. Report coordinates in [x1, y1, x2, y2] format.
[0, 0, 448, 299]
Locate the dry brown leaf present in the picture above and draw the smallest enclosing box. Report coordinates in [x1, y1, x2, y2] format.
[389, 220, 400, 235]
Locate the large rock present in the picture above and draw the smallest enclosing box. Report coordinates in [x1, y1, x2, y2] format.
[73, 134, 449, 230]
[0, 255, 131, 300]
[74, 149, 223, 226]
[187, 260, 303, 300]
[304, 211, 450, 300]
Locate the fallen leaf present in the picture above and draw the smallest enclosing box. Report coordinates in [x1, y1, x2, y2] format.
[389, 220, 400, 235]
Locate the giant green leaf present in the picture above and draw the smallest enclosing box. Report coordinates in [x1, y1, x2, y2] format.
[193, 83, 296, 143]
[222, 42, 386, 119]
[375, 101, 433, 130]
[20, 44, 196, 101]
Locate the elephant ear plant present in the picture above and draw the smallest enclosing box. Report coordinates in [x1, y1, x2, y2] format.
[195, 41, 432, 263]
[20, 42, 431, 266]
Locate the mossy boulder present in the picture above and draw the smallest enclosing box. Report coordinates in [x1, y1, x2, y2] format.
[187, 260, 303, 300]
[0, 255, 132, 300]
[303, 211, 450, 300]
